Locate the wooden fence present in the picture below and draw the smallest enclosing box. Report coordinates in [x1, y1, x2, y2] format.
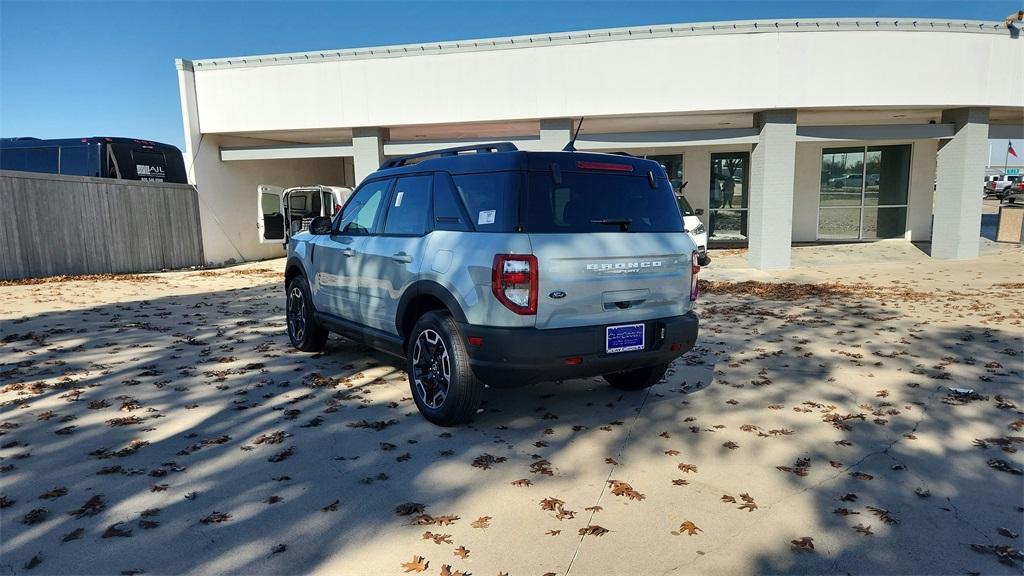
[0, 170, 204, 280]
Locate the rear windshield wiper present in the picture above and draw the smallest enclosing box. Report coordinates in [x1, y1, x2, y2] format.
[591, 218, 632, 231]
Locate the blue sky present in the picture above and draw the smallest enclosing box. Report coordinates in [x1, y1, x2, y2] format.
[1, 0, 1020, 161]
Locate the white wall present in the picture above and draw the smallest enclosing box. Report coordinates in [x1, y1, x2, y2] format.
[189, 28, 1023, 134]
[191, 135, 346, 265]
[908, 140, 937, 242]
[682, 149, 711, 228]
[793, 143, 821, 242]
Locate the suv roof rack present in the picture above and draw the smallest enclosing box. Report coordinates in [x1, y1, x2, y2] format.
[381, 142, 519, 168]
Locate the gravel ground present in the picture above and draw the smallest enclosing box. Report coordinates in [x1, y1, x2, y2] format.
[1, 245, 1022, 576]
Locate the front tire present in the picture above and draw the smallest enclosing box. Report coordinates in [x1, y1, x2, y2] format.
[603, 363, 670, 391]
[407, 311, 481, 426]
[286, 275, 328, 352]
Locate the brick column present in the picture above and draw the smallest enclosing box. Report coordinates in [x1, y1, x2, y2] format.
[933, 107, 989, 259]
[748, 109, 797, 269]
[352, 127, 386, 185]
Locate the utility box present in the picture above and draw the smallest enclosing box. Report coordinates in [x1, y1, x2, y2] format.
[996, 205, 1024, 243]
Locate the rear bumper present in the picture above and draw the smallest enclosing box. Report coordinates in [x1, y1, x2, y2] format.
[457, 311, 699, 388]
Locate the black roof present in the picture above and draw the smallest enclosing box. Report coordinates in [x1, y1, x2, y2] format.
[371, 142, 666, 178]
[0, 137, 181, 152]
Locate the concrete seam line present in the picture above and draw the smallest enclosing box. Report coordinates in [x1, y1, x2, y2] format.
[564, 384, 653, 576]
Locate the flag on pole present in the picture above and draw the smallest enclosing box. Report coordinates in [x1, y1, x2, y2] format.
[1010, 140, 1019, 158]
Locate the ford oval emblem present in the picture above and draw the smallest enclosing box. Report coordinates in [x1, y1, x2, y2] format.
[548, 290, 567, 299]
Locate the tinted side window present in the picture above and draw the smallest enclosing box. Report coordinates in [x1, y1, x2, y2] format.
[58, 146, 91, 176]
[452, 172, 520, 232]
[384, 175, 431, 235]
[1, 147, 59, 173]
[339, 179, 391, 235]
[433, 173, 471, 231]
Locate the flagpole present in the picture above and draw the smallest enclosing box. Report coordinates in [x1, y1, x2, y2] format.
[1005, 140, 1011, 173]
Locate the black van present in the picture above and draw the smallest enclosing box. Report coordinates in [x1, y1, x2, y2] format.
[0, 137, 187, 183]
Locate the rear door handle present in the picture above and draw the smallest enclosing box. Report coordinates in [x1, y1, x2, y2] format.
[391, 252, 413, 263]
[340, 248, 355, 257]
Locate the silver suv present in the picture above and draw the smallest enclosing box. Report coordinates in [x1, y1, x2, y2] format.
[284, 143, 700, 425]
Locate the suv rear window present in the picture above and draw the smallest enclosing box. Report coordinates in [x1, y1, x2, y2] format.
[525, 172, 683, 233]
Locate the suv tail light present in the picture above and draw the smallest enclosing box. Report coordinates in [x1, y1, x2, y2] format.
[492, 254, 538, 315]
[689, 252, 700, 301]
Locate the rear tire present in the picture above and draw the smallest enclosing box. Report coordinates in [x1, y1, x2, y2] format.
[603, 363, 670, 391]
[407, 311, 482, 426]
[286, 275, 328, 352]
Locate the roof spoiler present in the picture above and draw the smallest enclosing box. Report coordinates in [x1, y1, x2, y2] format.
[381, 142, 519, 168]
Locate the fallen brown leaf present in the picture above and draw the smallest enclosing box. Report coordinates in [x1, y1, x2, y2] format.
[400, 555, 428, 573]
[470, 516, 491, 529]
[791, 537, 815, 553]
[673, 521, 701, 536]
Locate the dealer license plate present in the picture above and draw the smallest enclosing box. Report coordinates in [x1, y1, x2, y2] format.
[606, 323, 645, 354]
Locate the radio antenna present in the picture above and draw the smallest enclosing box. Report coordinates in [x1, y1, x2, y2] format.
[562, 117, 585, 151]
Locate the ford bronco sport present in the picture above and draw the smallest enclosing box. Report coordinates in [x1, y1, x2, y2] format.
[284, 143, 700, 425]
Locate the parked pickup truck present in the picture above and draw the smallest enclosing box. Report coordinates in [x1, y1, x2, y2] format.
[984, 174, 1020, 199]
[1003, 179, 1024, 204]
[282, 143, 701, 425]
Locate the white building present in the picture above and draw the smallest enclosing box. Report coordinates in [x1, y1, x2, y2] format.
[176, 18, 1024, 269]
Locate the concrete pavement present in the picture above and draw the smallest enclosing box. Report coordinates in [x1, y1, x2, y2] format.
[1, 244, 1021, 575]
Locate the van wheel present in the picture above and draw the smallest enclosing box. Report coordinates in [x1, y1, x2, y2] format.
[603, 363, 670, 391]
[407, 311, 481, 426]
[286, 275, 328, 352]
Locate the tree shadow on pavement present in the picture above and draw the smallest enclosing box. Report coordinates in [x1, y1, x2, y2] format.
[0, 277, 1021, 575]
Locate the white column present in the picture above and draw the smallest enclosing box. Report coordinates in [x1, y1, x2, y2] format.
[683, 148, 711, 229]
[175, 59, 201, 185]
[538, 118, 574, 151]
[933, 107, 989, 259]
[747, 109, 797, 270]
[353, 127, 386, 185]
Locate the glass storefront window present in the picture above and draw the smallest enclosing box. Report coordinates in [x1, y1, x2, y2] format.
[818, 145, 910, 240]
[864, 145, 911, 206]
[818, 208, 862, 240]
[709, 152, 749, 242]
[820, 147, 864, 207]
[862, 207, 908, 240]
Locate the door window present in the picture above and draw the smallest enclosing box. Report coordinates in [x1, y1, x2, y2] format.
[384, 175, 432, 235]
[260, 190, 284, 241]
[818, 145, 910, 240]
[432, 173, 471, 231]
[339, 179, 391, 235]
[708, 152, 749, 242]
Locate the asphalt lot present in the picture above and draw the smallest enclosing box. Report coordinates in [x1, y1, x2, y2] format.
[1, 244, 1022, 575]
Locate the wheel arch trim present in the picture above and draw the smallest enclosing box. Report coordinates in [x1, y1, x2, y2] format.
[396, 280, 469, 338]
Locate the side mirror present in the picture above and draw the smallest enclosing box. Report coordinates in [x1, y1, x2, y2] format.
[694, 208, 705, 216]
[309, 216, 332, 235]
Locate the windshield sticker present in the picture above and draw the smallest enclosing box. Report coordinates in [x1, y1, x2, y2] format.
[395, 191, 404, 207]
[478, 210, 496, 225]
